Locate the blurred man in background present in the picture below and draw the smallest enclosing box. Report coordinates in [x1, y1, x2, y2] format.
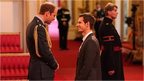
[57, 3, 71, 50]
[92, 2, 105, 41]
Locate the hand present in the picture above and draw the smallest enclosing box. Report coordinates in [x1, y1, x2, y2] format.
[108, 70, 115, 76]
[63, 22, 66, 26]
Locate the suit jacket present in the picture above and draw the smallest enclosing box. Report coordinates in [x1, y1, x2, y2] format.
[26, 16, 58, 80]
[75, 33, 102, 80]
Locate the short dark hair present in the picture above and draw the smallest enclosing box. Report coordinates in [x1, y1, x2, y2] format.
[39, 2, 55, 15]
[79, 13, 95, 30]
[104, 3, 118, 16]
[96, 2, 100, 6]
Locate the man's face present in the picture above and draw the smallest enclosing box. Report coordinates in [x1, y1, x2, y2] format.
[45, 8, 57, 24]
[96, 4, 101, 10]
[108, 7, 118, 19]
[76, 17, 88, 33]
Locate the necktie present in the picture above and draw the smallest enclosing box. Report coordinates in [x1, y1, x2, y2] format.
[79, 41, 84, 52]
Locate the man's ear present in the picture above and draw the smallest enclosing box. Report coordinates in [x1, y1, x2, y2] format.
[86, 22, 90, 27]
[45, 11, 50, 16]
[107, 11, 111, 15]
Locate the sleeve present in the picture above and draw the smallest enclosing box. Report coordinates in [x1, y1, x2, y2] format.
[37, 26, 58, 70]
[56, 9, 61, 22]
[77, 39, 100, 79]
[102, 25, 115, 71]
[66, 10, 71, 22]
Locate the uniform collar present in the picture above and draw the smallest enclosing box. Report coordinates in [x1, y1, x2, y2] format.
[104, 17, 113, 24]
[35, 15, 45, 25]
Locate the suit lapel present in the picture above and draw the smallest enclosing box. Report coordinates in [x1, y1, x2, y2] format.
[81, 33, 93, 50]
[78, 33, 94, 57]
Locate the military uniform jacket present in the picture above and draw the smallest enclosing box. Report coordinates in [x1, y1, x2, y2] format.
[57, 8, 70, 28]
[75, 33, 102, 80]
[99, 17, 124, 80]
[26, 16, 58, 80]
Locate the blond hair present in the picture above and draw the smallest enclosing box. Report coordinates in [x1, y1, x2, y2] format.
[104, 3, 118, 16]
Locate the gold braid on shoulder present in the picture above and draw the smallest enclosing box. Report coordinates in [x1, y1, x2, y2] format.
[33, 25, 52, 57]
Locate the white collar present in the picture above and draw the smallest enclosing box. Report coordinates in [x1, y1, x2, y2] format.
[35, 15, 45, 24]
[82, 31, 93, 42]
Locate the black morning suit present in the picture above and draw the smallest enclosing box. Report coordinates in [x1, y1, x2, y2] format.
[57, 8, 70, 49]
[75, 33, 102, 80]
[99, 17, 124, 80]
[26, 16, 58, 80]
